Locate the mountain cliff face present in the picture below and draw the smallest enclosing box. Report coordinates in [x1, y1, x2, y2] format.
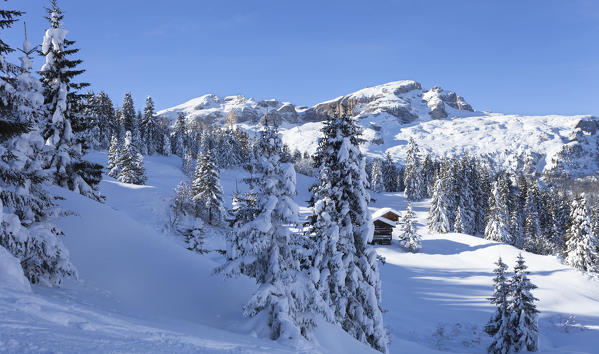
[158, 81, 599, 178]
[157, 80, 476, 126]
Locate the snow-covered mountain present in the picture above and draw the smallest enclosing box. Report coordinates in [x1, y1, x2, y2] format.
[158, 80, 599, 178]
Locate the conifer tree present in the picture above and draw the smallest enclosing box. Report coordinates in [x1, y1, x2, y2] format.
[394, 203, 421, 252]
[39, 0, 101, 199]
[0, 6, 75, 285]
[181, 147, 195, 176]
[485, 181, 513, 244]
[370, 158, 384, 193]
[509, 254, 539, 352]
[428, 177, 452, 233]
[191, 151, 224, 225]
[404, 137, 425, 201]
[564, 195, 599, 273]
[454, 205, 465, 233]
[381, 152, 398, 192]
[306, 113, 388, 352]
[485, 257, 512, 354]
[216, 122, 321, 341]
[162, 133, 171, 156]
[107, 134, 120, 178]
[116, 131, 146, 185]
[172, 112, 186, 157]
[523, 183, 543, 253]
[141, 96, 157, 155]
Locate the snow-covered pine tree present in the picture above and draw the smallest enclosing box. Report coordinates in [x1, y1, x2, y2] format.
[172, 112, 186, 157]
[422, 153, 435, 198]
[116, 131, 146, 185]
[484, 181, 513, 244]
[39, 0, 101, 200]
[456, 155, 476, 234]
[523, 183, 545, 254]
[94, 91, 114, 149]
[141, 96, 157, 155]
[107, 134, 120, 177]
[182, 218, 206, 254]
[485, 257, 513, 354]
[370, 158, 384, 193]
[428, 176, 452, 233]
[564, 194, 599, 273]
[454, 205, 465, 233]
[475, 163, 491, 235]
[216, 122, 321, 341]
[162, 133, 171, 156]
[306, 113, 388, 352]
[404, 137, 425, 201]
[509, 254, 539, 352]
[381, 152, 398, 192]
[181, 147, 195, 176]
[0, 8, 76, 285]
[120, 92, 138, 143]
[394, 202, 421, 252]
[191, 151, 224, 225]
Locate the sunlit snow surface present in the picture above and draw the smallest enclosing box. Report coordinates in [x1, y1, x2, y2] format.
[1, 151, 598, 353]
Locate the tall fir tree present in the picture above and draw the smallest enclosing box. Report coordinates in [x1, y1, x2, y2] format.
[0, 6, 76, 285]
[564, 194, 599, 273]
[370, 158, 384, 193]
[141, 96, 157, 155]
[394, 203, 421, 252]
[107, 133, 120, 178]
[485, 181, 513, 244]
[216, 122, 322, 341]
[191, 151, 224, 225]
[381, 152, 398, 192]
[116, 131, 146, 185]
[172, 112, 186, 157]
[404, 137, 425, 201]
[306, 113, 388, 352]
[428, 176, 452, 233]
[485, 258, 512, 354]
[39, 0, 101, 199]
[509, 254, 539, 352]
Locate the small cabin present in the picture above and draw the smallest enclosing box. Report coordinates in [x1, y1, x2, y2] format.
[370, 208, 401, 245]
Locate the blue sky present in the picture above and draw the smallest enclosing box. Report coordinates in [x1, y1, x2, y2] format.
[4, 0, 599, 115]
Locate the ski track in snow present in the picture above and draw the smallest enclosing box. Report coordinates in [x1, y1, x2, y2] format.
[1, 151, 598, 353]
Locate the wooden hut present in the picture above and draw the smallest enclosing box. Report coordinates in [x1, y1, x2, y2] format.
[370, 208, 401, 245]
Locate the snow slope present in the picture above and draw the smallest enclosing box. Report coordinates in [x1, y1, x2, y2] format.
[1, 152, 599, 353]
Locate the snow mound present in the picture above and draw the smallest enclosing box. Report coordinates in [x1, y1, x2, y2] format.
[0, 245, 31, 293]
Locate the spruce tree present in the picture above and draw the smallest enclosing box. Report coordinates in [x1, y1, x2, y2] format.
[485, 181, 513, 244]
[523, 183, 543, 253]
[394, 203, 421, 252]
[107, 134, 120, 178]
[39, 0, 101, 199]
[564, 194, 599, 273]
[370, 158, 384, 193]
[216, 122, 321, 341]
[0, 6, 76, 285]
[510, 254, 539, 352]
[428, 176, 452, 233]
[181, 147, 195, 176]
[116, 131, 146, 185]
[141, 96, 157, 155]
[172, 112, 186, 157]
[404, 137, 424, 201]
[306, 113, 388, 352]
[191, 151, 224, 225]
[485, 257, 512, 354]
[381, 152, 398, 192]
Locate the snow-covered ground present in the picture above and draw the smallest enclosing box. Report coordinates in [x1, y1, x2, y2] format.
[1, 151, 598, 353]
